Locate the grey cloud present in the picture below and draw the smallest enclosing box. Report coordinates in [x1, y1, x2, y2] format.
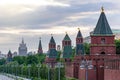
[0, 1, 116, 29]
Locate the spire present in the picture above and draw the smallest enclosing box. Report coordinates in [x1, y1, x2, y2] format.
[101, 6, 104, 12]
[38, 37, 43, 54]
[63, 32, 71, 41]
[50, 35, 55, 44]
[77, 28, 82, 38]
[93, 7, 113, 35]
[22, 38, 24, 44]
[38, 37, 42, 49]
[8, 50, 12, 55]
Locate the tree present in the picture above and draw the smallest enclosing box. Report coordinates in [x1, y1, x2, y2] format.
[26, 55, 38, 65]
[115, 39, 120, 54]
[13, 56, 26, 65]
[0, 58, 6, 65]
[84, 43, 90, 54]
[35, 54, 46, 64]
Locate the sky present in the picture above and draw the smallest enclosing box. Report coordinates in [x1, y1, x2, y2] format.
[0, 0, 120, 54]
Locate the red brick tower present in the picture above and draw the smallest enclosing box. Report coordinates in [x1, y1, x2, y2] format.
[73, 28, 85, 79]
[90, 7, 116, 80]
[45, 35, 57, 68]
[90, 7, 116, 55]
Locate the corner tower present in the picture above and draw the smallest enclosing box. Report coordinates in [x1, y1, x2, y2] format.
[90, 7, 116, 55]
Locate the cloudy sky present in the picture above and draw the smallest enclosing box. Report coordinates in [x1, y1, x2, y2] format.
[0, 0, 120, 54]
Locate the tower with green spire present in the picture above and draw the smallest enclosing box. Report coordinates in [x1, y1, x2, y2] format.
[62, 33, 72, 58]
[90, 7, 116, 55]
[38, 37, 43, 54]
[47, 35, 57, 58]
[76, 28, 84, 55]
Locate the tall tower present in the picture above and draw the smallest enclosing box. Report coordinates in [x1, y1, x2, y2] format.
[38, 37, 43, 54]
[47, 35, 57, 58]
[62, 33, 72, 59]
[46, 35, 58, 68]
[90, 7, 116, 55]
[7, 50, 12, 62]
[76, 28, 84, 55]
[18, 38, 27, 56]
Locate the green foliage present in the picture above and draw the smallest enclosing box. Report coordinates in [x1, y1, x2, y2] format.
[72, 47, 76, 57]
[12, 53, 46, 65]
[35, 54, 46, 64]
[0, 58, 6, 65]
[115, 39, 120, 54]
[26, 55, 38, 65]
[56, 51, 61, 61]
[66, 78, 78, 80]
[84, 43, 90, 54]
[13, 56, 26, 65]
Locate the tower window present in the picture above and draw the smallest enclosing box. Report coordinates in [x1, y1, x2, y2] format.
[101, 38, 105, 44]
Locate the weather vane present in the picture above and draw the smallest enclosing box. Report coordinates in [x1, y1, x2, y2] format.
[101, 6, 104, 12]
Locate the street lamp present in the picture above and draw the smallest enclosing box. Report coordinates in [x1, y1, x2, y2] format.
[56, 62, 63, 80]
[28, 64, 31, 79]
[37, 64, 41, 80]
[47, 63, 51, 80]
[20, 65, 23, 77]
[80, 60, 93, 80]
[15, 64, 18, 80]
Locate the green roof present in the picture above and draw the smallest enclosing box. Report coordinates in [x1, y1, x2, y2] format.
[63, 34, 71, 41]
[77, 30, 82, 38]
[50, 36, 56, 44]
[8, 50, 12, 55]
[48, 49, 57, 58]
[38, 39, 42, 49]
[93, 10, 113, 35]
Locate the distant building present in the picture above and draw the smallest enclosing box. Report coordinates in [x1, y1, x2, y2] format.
[0, 52, 6, 59]
[18, 38, 27, 56]
[84, 29, 120, 43]
[28, 51, 36, 55]
[7, 50, 12, 62]
[13, 51, 17, 57]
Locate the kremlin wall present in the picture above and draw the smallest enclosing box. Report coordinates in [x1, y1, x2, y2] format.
[6, 7, 120, 80]
[45, 7, 120, 80]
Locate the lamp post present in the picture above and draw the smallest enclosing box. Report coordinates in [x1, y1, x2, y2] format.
[47, 63, 51, 80]
[15, 64, 18, 80]
[20, 65, 23, 77]
[37, 64, 41, 79]
[28, 65, 31, 79]
[56, 62, 63, 80]
[80, 60, 93, 80]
